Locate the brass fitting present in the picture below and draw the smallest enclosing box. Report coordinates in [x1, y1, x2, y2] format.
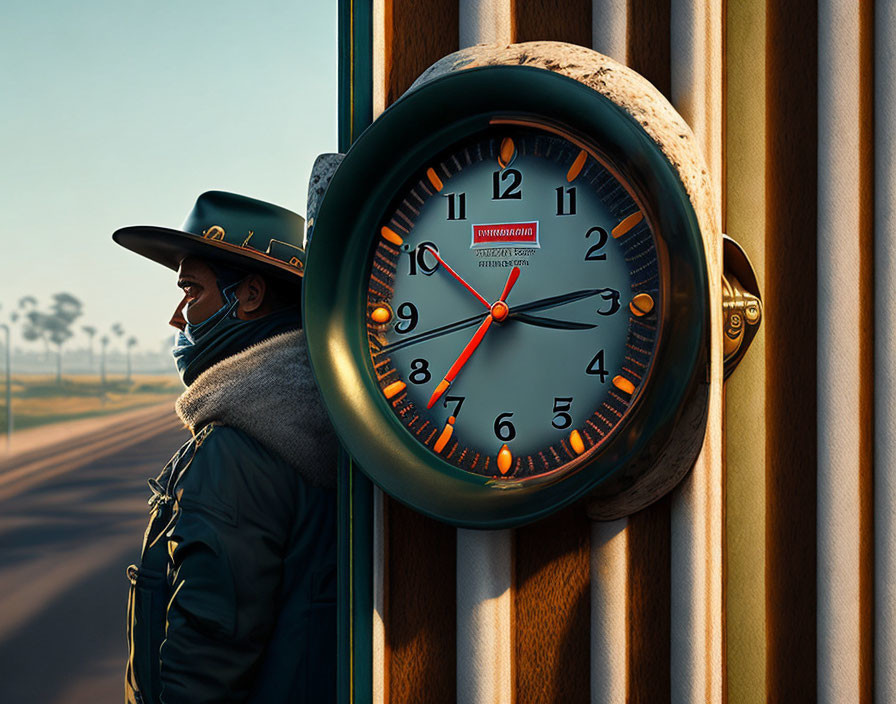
[722, 235, 762, 379]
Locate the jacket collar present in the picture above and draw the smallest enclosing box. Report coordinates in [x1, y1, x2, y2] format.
[175, 330, 337, 488]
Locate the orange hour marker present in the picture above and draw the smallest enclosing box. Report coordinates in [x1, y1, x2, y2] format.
[569, 429, 585, 455]
[498, 137, 516, 168]
[612, 376, 635, 395]
[381, 226, 403, 246]
[426, 167, 444, 192]
[371, 306, 392, 324]
[630, 293, 655, 316]
[612, 211, 644, 238]
[433, 416, 455, 453]
[382, 380, 406, 399]
[496, 444, 513, 475]
[566, 149, 588, 182]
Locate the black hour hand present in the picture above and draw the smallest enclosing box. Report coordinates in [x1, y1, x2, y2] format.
[509, 312, 596, 330]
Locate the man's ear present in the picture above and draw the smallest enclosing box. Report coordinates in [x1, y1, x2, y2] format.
[236, 274, 267, 316]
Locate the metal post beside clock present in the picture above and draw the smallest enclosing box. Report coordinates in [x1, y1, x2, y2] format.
[303, 41, 761, 527]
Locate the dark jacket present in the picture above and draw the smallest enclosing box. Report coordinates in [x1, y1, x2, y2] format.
[126, 331, 338, 703]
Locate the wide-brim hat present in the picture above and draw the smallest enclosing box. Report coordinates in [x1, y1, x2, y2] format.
[113, 190, 306, 283]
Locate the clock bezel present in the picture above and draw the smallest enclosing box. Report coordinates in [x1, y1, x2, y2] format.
[304, 65, 709, 528]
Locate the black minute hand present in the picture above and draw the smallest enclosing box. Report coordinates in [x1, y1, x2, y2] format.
[378, 288, 607, 355]
[379, 312, 489, 354]
[511, 313, 596, 330]
[509, 288, 609, 314]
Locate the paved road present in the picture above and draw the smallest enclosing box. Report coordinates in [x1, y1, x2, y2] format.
[0, 413, 187, 703]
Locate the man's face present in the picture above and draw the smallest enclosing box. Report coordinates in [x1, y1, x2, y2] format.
[169, 257, 225, 330]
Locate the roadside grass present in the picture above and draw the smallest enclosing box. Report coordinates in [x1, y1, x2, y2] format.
[0, 374, 182, 433]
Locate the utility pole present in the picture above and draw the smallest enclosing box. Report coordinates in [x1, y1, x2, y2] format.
[1, 323, 10, 450]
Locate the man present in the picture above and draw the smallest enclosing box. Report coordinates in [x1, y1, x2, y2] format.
[113, 190, 338, 703]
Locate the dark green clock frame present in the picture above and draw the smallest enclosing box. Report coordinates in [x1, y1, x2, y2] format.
[305, 64, 709, 529]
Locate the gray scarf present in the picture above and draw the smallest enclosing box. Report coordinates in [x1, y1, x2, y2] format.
[175, 330, 338, 488]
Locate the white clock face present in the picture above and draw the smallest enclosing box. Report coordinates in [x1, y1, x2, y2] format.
[365, 124, 661, 481]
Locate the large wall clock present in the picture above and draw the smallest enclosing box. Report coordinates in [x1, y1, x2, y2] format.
[304, 43, 719, 528]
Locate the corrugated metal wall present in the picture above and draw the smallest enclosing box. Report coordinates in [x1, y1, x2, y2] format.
[339, 0, 888, 701]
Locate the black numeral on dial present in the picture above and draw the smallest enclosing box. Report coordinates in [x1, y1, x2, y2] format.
[596, 288, 621, 316]
[492, 169, 523, 200]
[585, 350, 609, 382]
[584, 226, 609, 260]
[446, 193, 466, 220]
[409, 359, 431, 384]
[552, 397, 573, 429]
[555, 186, 577, 215]
[405, 242, 439, 276]
[444, 395, 465, 418]
[394, 302, 418, 334]
[494, 412, 516, 441]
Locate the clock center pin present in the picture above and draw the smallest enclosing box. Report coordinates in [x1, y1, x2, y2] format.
[490, 300, 509, 322]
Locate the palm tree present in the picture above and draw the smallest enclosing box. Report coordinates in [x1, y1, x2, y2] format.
[17, 296, 42, 358]
[126, 336, 138, 383]
[44, 318, 72, 384]
[82, 325, 97, 366]
[100, 335, 109, 386]
[22, 310, 50, 360]
[45, 293, 82, 384]
[106, 323, 124, 382]
[50, 293, 82, 324]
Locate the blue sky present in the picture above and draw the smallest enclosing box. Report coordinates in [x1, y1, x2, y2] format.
[0, 0, 337, 354]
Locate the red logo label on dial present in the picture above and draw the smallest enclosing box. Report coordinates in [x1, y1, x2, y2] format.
[471, 221, 539, 248]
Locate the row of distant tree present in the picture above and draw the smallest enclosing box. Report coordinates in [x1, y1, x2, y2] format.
[1, 294, 139, 383]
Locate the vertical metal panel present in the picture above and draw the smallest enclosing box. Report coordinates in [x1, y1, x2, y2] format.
[384, 0, 459, 104]
[817, 3, 874, 702]
[386, 500, 457, 703]
[858, 8, 874, 699]
[669, 1, 725, 703]
[339, 458, 375, 704]
[876, 2, 896, 702]
[372, 0, 387, 118]
[626, 0, 671, 97]
[455, 524, 511, 704]
[513, 0, 592, 46]
[370, 0, 388, 695]
[591, 0, 627, 60]
[724, 1, 768, 701]
[459, 0, 513, 46]
[765, 1, 818, 700]
[338, 4, 375, 700]
[372, 489, 387, 704]
[456, 529, 513, 704]
[626, 499, 672, 703]
[669, 1, 723, 206]
[591, 520, 628, 703]
[515, 506, 591, 703]
[339, 0, 374, 152]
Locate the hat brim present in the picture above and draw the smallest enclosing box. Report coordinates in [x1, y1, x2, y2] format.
[112, 226, 303, 283]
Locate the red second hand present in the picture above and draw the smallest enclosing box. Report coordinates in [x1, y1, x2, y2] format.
[422, 245, 491, 310]
[426, 315, 493, 409]
[426, 266, 521, 409]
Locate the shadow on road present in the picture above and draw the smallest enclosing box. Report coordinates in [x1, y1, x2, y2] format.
[0, 423, 188, 704]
